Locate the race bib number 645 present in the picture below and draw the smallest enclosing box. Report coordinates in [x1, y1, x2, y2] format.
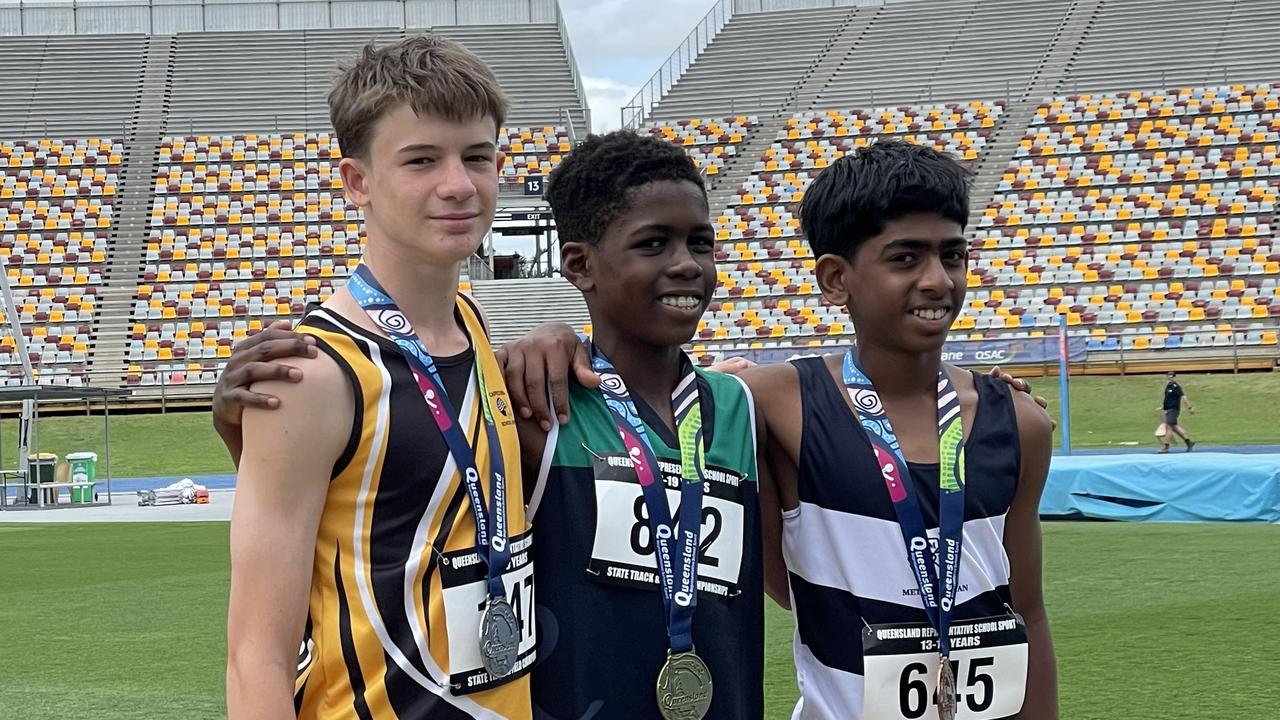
[862, 614, 1028, 720]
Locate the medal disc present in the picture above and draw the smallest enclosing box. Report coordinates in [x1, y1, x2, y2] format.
[478, 597, 520, 679]
[655, 651, 713, 720]
[937, 654, 958, 720]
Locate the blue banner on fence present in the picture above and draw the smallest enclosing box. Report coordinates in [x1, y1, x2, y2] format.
[724, 335, 1089, 366]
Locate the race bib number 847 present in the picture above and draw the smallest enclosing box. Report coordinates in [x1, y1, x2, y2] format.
[861, 614, 1028, 720]
[439, 530, 536, 695]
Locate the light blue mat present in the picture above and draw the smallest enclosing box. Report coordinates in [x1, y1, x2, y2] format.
[1042, 452, 1280, 522]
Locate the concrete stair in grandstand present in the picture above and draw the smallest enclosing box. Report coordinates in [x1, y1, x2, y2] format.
[0, 33, 145, 136]
[89, 35, 175, 385]
[468, 277, 589, 347]
[788, 8, 878, 112]
[706, 115, 790, 216]
[770, 8, 865, 116]
[795, 0, 1077, 110]
[655, 0, 1280, 124]
[966, 98, 1043, 223]
[960, 0, 1101, 230]
[1029, 0, 1104, 98]
[4, 0, 1280, 400]
[1060, 0, 1280, 92]
[649, 6, 853, 122]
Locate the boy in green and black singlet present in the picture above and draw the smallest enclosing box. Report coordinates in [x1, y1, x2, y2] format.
[523, 131, 764, 719]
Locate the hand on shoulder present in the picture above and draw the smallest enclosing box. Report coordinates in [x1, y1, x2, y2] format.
[241, 349, 351, 466]
[1010, 387, 1056, 441]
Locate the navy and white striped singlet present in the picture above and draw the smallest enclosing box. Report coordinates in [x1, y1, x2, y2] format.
[783, 356, 1021, 719]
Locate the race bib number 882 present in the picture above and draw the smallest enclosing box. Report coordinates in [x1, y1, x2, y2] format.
[861, 614, 1028, 720]
[588, 453, 747, 598]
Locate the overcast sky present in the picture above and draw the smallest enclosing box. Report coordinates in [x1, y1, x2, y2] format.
[559, 0, 717, 131]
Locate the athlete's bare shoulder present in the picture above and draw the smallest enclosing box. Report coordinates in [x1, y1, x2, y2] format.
[743, 357, 811, 430]
[739, 360, 799, 406]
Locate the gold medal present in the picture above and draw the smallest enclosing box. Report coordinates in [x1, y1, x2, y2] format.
[937, 654, 957, 720]
[655, 650, 713, 720]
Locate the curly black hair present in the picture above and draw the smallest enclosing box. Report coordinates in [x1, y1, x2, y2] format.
[799, 140, 971, 261]
[545, 130, 706, 246]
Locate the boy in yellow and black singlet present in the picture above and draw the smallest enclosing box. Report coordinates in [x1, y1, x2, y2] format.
[227, 37, 534, 719]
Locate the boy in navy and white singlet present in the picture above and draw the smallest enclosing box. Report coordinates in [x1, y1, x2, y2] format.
[743, 142, 1060, 720]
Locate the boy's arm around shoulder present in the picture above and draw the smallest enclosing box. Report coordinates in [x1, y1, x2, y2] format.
[227, 351, 352, 720]
[740, 362, 802, 611]
[517, 410, 551, 509]
[1006, 390, 1059, 719]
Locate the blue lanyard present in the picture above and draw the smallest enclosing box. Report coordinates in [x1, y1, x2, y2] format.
[592, 343, 707, 654]
[348, 264, 510, 600]
[842, 350, 967, 658]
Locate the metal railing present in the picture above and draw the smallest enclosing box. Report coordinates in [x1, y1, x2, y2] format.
[560, 106, 579, 145]
[8, 318, 1275, 412]
[940, 323, 1280, 376]
[552, 1, 591, 133]
[702, 321, 1280, 374]
[467, 252, 494, 282]
[620, 0, 735, 129]
[1066, 67, 1256, 97]
[1073, 322, 1280, 375]
[7, 115, 135, 139]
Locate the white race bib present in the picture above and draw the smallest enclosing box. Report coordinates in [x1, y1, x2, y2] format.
[588, 454, 746, 598]
[439, 529, 536, 695]
[861, 614, 1028, 719]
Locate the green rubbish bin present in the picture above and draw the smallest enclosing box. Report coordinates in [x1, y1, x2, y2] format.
[26, 453, 58, 504]
[67, 452, 98, 503]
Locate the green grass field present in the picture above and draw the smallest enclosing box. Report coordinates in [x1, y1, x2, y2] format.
[1, 522, 1275, 719]
[1030, 371, 1280, 450]
[2, 371, 1277, 481]
[0, 412, 235, 478]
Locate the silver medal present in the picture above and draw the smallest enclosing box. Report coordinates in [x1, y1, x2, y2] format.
[938, 654, 957, 720]
[478, 597, 520, 679]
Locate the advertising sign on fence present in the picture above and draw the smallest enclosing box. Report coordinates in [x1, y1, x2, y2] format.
[724, 335, 1089, 367]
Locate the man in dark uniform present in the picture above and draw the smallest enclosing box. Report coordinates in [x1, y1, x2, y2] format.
[1159, 371, 1196, 453]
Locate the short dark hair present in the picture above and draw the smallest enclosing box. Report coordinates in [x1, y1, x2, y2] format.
[798, 140, 971, 260]
[545, 130, 706, 246]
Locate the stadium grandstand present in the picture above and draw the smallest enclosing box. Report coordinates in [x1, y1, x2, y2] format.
[0, 0, 591, 399]
[0, 0, 1277, 406]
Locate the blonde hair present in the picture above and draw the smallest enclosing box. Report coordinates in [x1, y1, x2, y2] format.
[329, 34, 509, 161]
